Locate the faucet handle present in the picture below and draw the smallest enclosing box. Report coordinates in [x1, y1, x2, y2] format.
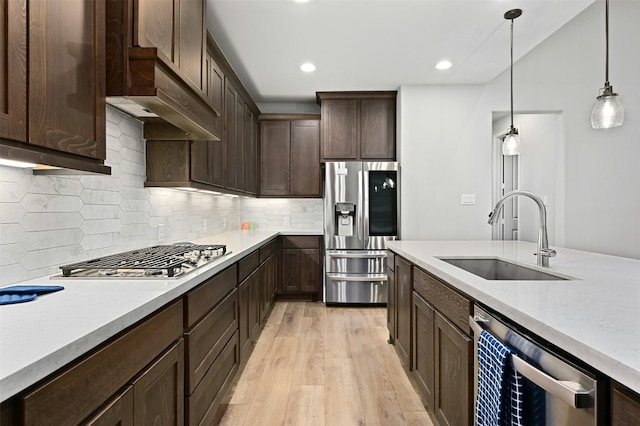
[536, 248, 557, 258]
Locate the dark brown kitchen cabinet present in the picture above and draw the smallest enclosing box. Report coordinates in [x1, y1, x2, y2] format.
[259, 239, 279, 323]
[106, 0, 218, 140]
[244, 106, 258, 195]
[413, 266, 473, 426]
[612, 382, 640, 425]
[316, 91, 396, 161]
[386, 251, 396, 343]
[0, 0, 110, 174]
[280, 236, 323, 300]
[394, 256, 412, 369]
[183, 265, 239, 426]
[412, 292, 436, 409]
[238, 251, 261, 362]
[14, 301, 183, 426]
[259, 115, 321, 197]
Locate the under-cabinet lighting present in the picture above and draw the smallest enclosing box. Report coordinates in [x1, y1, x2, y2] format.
[200, 190, 222, 195]
[0, 158, 38, 168]
[176, 187, 198, 192]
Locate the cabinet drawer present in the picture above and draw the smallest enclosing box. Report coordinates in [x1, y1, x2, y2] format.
[413, 267, 472, 334]
[185, 288, 238, 394]
[21, 300, 183, 426]
[186, 331, 240, 426]
[185, 265, 237, 327]
[238, 250, 260, 282]
[259, 238, 279, 262]
[281, 235, 321, 249]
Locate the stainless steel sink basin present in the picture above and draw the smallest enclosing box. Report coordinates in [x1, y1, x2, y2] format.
[439, 258, 569, 281]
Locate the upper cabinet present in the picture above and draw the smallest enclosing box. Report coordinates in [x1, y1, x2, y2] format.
[259, 115, 322, 198]
[106, 0, 219, 141]
[144, 33, 260, 196]
[316, 91, 396, 161]
[0, 0, 110, 174]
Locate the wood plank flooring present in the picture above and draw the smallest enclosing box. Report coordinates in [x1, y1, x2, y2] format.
[219, 302, 434, 426]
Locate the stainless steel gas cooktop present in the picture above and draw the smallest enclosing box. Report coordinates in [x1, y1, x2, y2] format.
[54, 244, 228, 279]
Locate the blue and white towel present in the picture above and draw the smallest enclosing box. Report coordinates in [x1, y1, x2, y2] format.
[476, 329, 524, 426]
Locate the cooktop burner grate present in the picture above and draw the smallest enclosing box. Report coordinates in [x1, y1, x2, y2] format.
[59, 244, 226, 277]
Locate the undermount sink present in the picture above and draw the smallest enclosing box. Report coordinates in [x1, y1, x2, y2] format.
[439, 257, 570, 281]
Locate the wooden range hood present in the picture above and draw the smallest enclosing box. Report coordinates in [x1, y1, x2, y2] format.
[105, 0, 220, 141]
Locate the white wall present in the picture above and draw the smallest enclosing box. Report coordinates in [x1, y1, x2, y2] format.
[400, 0, 640, 259]
[0, 107, 323, 285]
[399, 85, 493, 241]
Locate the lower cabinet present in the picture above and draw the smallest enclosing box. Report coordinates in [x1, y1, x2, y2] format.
[280, 236, 322, 300]
[412, 265, 473, 426]
[394, 255, 412, 368]
[238, 250, 261, 362]
[17, 301, 184, 426]
[612, 382, 640, 425]
[259, 238, 279, 323]
[386, 251, 395, 343]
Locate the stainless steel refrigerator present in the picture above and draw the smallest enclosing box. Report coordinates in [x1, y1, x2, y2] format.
[324, 161, 399, 304]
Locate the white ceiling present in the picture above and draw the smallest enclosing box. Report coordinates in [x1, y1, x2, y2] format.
[206, 0, 596, 104]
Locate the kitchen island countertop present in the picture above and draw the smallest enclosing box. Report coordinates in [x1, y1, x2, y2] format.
[0, 229, 321, 402]
[386, 240, 640, 394]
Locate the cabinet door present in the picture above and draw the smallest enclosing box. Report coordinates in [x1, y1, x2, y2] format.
[290, 120, 321, 196]
[0, 0, 27, 142]
[281, 249, 301, 293]
[321, 99, 358, 160]
[178, 0, 205, 90]
[412, 293, 436, 410]
[612, 383, 640, 426]
[259, 121, 290, 196]
[395, 256, 412, 369]
[387, 266, 395, 343]
[234, 96, 245, 191]
[84, 387, 134, 426]
[224, 80, 237, 190]
[28, 0, 105, 160]
[434, 313, 472, 426]
[191, 140, 211, 184]
[238, 278, 250, 360]
[132, 339, 185, 426]
[300, 249, 321, 293]
[134, 0, 176, 62]
[360, 98, 395, 159]
[244, 108, 258, 194]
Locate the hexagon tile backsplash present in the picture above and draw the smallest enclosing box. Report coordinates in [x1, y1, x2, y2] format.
[0, 106, 322, 285]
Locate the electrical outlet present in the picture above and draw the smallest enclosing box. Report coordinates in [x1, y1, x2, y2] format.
[157, 223, 165, 243]
[203, 219, 208, 234]
[284, 216, 291, 227]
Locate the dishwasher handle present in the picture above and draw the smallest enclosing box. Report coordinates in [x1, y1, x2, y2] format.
[469, 316, 594, 409]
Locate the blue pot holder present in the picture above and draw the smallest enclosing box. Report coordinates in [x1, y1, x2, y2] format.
[0, 285, 65, 305]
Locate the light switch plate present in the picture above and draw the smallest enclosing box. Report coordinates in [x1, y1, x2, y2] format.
[461, 194, 476, 205]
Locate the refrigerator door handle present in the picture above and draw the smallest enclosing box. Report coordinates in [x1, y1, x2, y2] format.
[326, 273, 388, 282]
[326, 252, 388, 259]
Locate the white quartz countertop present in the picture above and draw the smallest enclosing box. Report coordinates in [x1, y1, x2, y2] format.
[386, 240, 640, 394]
[0, 229, 321, 402]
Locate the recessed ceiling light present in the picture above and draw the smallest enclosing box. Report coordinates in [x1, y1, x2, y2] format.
[300, 62, 316, 72]
[435, 60, 452, 70]
[294, 0, 310, 3]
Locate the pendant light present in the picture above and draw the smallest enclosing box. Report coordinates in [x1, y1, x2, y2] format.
[502, 9, 522, 156]
[591, 0, 624, 129]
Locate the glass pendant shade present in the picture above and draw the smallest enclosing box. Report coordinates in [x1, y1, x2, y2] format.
[591, 90, 624, 129]
[502, 129, 521, 156]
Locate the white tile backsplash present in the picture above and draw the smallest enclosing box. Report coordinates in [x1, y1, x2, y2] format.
[0, 106, 323, 285]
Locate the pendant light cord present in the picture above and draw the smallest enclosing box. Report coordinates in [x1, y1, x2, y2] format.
[604, 0, 610, 86]
[510, 17, 514, 128]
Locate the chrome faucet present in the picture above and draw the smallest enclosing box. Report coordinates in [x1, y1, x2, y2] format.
[488, 190, 557, 267]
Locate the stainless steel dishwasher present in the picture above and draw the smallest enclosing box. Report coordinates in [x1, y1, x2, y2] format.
[470, 305, 606, 425]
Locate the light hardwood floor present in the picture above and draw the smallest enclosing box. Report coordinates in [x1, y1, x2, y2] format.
[218, 301, 434, 426]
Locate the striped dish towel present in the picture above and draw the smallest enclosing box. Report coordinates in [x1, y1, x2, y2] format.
[476, 330, 524, 426]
